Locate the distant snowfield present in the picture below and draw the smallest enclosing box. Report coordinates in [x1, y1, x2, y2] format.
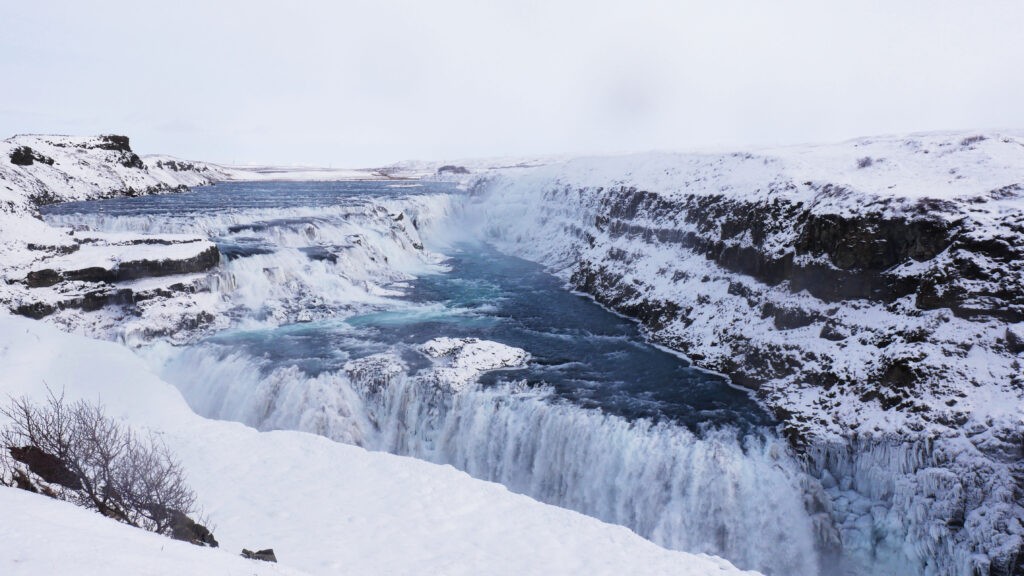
[0, 313, 754, 576]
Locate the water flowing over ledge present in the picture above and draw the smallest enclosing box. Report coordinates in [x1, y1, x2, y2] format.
[155, 342, 821, 576]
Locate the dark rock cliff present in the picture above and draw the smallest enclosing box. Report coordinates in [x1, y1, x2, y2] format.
[471, 149, 1024, 576]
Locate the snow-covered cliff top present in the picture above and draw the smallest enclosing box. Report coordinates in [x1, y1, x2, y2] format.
[473, 131, 1024, 221]
[0, 134, 217, 213]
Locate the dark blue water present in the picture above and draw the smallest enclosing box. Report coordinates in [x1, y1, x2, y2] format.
[42, 181, 772, 431]
[44, 180, 456, 214]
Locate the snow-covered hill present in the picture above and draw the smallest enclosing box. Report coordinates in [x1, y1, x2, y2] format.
[464, 130, 1024, 576]
[0, 487, 304, 576]
[0, 313, 753, 576]
[0, 135, 217, 213]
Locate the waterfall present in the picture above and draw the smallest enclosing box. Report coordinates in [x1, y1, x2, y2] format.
[153, 343, 822, 576]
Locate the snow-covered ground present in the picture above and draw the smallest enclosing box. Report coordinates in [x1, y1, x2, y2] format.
[0, 488, 304, 576]
[144, 154, 388, 182]
[0, 313, 754, 576]
[0, 134, 465, 343]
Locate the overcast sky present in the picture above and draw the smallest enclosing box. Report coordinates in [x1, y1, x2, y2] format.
[1, 1, 1022, 166]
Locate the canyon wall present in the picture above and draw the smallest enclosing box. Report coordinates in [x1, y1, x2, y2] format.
[467, 132, 1024, 575]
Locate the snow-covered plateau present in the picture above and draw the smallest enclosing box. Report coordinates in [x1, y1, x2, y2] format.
[0, 131, 1022, 576]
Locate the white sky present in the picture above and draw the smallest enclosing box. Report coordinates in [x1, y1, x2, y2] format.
[1, 0, 1022, 167]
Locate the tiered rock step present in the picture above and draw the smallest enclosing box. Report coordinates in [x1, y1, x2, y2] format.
[9, 231, 219, 319]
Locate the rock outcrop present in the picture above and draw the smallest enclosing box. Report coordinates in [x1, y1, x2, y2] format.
[241, 548, 277, 562]
[0, 134, 225, 342]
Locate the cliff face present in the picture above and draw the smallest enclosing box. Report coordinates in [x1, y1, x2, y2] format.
[0, 135, 225, 341]
[467, 131, 1024, 576]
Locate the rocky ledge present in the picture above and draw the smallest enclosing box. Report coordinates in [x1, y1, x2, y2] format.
[8, 231, 219, 320]
[0, 134, 224, 342]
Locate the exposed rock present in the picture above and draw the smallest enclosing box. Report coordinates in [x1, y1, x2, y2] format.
[24, 243, 219, 288]
[95, 135, 132, 153]
[168, 510, 218, 547]
[9, 146, 54, 167]
[153, 159, 207, 173]
[9, 445, 82, 490]
[818, 321, 850, 341]
[1006, 325, 1024, 354]
[241, 548, 277, 563]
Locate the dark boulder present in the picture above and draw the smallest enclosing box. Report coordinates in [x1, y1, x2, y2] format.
[10, 146, 35, 166]
[819, 321, 850, 341]
[9, 146, 55, 166]
[242, 548, 277, 563]
[12, 301, 58, 319]
[9, 445, 82, 490]
[119, 152, 145, 169]
[762, 302, 819, 330]
[96, 135, 132, 152]
[168, 510, 219, 547]
[1006, 327, 1024, 354]
[25, 268, 63, 288]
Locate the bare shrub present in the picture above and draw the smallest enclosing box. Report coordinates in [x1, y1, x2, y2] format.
[856, 156, 874, 169]
[0, 390, 213, 545]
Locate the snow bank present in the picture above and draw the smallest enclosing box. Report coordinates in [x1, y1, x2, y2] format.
[419, 337, 530, 391]
[0, 313, 756, 576]
[0, 487, 304, 576]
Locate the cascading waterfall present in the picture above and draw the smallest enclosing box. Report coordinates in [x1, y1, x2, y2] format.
[150, 343, 822, 576]
[45, 191, 458, 327]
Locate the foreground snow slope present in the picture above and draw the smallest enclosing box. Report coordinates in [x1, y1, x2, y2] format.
[0, 313, 754, 576]
[0, 487, 305, 576]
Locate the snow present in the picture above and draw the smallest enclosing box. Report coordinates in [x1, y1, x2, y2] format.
[419, 337, 530, 391]
[0, 313, 756, 576]
[143, 155, 391, 182]
[18, 237, 214, 279]
[0, 487, 304, 576]
[458, 130, 1024, 440]
[0, 135, 214, 209]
